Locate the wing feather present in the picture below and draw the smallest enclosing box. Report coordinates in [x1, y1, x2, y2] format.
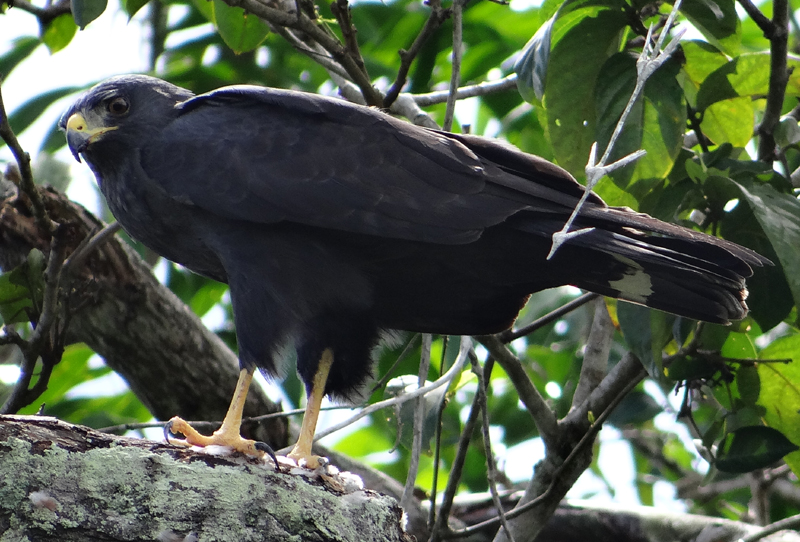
[140, 86, 587, 244]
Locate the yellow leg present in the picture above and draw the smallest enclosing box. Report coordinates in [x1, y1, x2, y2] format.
[166, 368, 264, 457]
[287, 348, 333, 469]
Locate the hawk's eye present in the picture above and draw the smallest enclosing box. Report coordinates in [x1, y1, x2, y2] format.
[107, 97, 130, 116]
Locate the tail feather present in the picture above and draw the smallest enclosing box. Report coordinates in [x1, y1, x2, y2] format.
[513, 207, 769, 324]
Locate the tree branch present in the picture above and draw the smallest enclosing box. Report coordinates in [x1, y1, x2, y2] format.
[0, 415, 413, 542]
[229, 0, 383, 106]
[8, 0, 71, 25]
[384, 0, 451, 108]
[476, 335, 559, 451]
[756, 0, 790, 162]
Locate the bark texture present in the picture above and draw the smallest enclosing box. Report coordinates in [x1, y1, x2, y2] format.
[0, 415, 412, 542]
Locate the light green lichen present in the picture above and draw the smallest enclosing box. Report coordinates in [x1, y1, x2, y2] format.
[1, 435, 407, 541]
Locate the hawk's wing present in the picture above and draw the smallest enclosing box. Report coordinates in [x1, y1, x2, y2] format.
[140, 86, 594, 244]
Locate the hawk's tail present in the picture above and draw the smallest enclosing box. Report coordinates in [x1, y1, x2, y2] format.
[518, 207, 770, 324]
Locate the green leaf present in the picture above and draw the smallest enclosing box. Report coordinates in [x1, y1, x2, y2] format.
[515, 15, 554, 103]
[719, 190, 794, 330]
[212, 0, 269, 54]
[6, 86, 82, 141]
[606, 390, 662, 426]
[124, 0, 149, 19]
[543, 4, 627, 175]
[0, 249, 46, 325]
[18, 344, 96, 415]
[189, 281, 228, 317]
[0, 271, 34, 324]
[696, 54, 800, 112]
[700, 97, 754, 147]
[736, 365, 760, 406]
[41, 13, 77, 54]
[192, 0, 215, 23]
[71, 0, 108, 29]
[716, 426, 798, 473]
[595, 54, 686, 199]
[618, 303, 675, 378]
[728, 179, 800, 313]
[680, 40, 729, 109]
[775, 117, 800, 149]
[758, 334, 800, 476]
[678, 0, 741, 56]
[666, 356, 720, 381]
[0, 36, 40, 78]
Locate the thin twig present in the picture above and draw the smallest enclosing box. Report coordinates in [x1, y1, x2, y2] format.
[736, 0, 776, 36]
[499, 292, 598, 343]
[329, 0, 370, 82]
[0, 82, 55, 236]
[0, 229, 70, 414]
[571, 298, 613, 408]
[414, 75, 518, 106]
[8, 0, 71, 24]
[428, 337, 456, 530]
[547, 1, 685, 259]
[384, 0, 451, 108]
[442, 0, 464, 132]
[401, 333, 432, 511]
[232, 0, 383, 106]
[370, 333, 422, 395]
[476, 335, 558, 451]
[61, 222, 122, 277]
[738, 512, 800, 542]
[445, 354, 646, 539]
[429, 354, 489, 542]
[277, 336, 471, 453]
[97, 404, 360, 433]
[472, 355, 517, 542]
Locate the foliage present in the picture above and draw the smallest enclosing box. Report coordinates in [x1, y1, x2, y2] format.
[2, 0, 800, 536]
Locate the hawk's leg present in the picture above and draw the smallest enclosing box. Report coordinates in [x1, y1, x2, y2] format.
[165, 368, 271, 460]
[288, 348, 333, 469]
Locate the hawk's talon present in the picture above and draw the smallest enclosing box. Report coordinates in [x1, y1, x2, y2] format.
[255, 441, 280, 472]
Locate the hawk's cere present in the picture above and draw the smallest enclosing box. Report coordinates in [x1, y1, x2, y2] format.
[61, 75, 768, 467]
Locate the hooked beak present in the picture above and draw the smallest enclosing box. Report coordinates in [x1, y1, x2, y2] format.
[64, 112, 117, 163]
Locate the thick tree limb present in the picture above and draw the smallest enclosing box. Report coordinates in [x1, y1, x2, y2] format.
[0, 415, 412, 542]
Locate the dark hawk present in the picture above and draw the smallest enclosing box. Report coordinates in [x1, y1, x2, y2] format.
[61, 74, 768, 467]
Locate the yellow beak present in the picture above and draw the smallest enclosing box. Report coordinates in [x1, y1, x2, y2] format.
[65, 112, 116, 162]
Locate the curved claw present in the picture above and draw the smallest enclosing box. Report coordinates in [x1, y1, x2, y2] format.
[163, 419, 176, 444]
[255, 441, 280, 472]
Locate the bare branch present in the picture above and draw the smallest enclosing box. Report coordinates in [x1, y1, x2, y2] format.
[0, 81, 56, 236]
[284, 336, 471, 451]
[8, 0, 71, 25]
[737, 0, 776, 36]
[547, 3, 685, 259]
[442, 0, 465, 132]
[61, 222, 123, 277]
[229, 0, 383, 106]
[450, 354, 645, 540]
[472, 355, 517, 542]
[429, 354, 487, 542]
[476, 335, 559, 451]
[499, 292, 598, 343]
[571, 298, 613, 408]
[414, 75, 518, 106]
[384, 0, 452, 108]
[740, 513, 800, 542]
[400, 333, 432, 511]
[756, 0, 790, 162]
[329, 0, 370, 82]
